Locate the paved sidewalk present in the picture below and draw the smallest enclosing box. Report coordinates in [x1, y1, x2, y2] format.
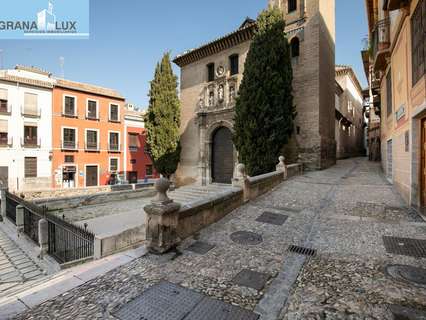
[0, 228, 45, 296]
[10, 158, 426, 319]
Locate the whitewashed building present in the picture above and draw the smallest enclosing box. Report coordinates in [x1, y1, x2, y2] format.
[0, 66, 55, 191]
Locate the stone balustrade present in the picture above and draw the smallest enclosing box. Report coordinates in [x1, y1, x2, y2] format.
[144, 156, 303, 254]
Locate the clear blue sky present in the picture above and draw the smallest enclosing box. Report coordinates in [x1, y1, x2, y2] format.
[0, 0, 368, 109]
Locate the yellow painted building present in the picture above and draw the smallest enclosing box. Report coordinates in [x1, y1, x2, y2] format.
[363, 0, 426, 212]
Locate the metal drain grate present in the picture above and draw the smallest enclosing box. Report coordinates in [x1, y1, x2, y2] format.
[256, 212, 288, 226]
[383, 236, 426, 258]
[288, 245, 316, 257]
[232, 269, 271, 291]
[186, 241, 215, 255]
[113, 281, 259, 320]
[113, 281, 203, 320]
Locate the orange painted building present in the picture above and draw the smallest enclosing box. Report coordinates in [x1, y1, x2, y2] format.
[51, 79, 125, 188]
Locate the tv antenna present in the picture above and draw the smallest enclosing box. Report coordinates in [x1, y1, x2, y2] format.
[59, 56, 65, 78]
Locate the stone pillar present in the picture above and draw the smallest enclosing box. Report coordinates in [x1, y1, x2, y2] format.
[232, 163, 250, 202]
[144, 178, 181, 254]
[276, 156, 288, 180]
[16, 205, 24, 233]
[0, 185, 6, 222]
[297, 154, 304, 173]
[38, 219, 48, 258]
[197, 112, 208, 186]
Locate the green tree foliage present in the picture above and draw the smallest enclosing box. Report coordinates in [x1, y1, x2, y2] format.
[146, 52, 181, 178]
[233, 7, 296, 176]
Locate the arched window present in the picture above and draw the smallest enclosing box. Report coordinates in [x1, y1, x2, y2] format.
[290, 37, 300, 58]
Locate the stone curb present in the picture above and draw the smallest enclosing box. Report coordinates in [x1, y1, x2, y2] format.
[0, 246, 147, 319]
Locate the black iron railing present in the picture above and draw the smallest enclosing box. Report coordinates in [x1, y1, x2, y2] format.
[5, 192, 19, 224]
[5, 192, 94, 264]
[47, 214, 94, 263]
[372, 18, 390, 59]
[23, 205, 45, 243]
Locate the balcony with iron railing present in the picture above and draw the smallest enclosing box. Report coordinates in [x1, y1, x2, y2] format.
[0, 101, 11, 115]
[21, 137, 40, 148]
[61, 140, 78, 151]
[0, 136, 13, 148]
[21, 106, 41, 118]
[85, 141, 99, 152]
[384, 0, 411, 11]
[108, 143, 120, 152]
[372, 18, 390, 72]
[62, 109, 78, 118]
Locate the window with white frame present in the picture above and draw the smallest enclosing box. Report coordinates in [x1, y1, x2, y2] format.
[109, 158, 119, 172]
[0, 89, 8, 113]
[63, 127, 77, 149]
[85, 129, 99, 151]
[109, 104, 119, 122]
[109, 131, 120, 151]
[23, 93, 39, 116]
[64, 96, 76, 117]
[86, 100, 98, 120]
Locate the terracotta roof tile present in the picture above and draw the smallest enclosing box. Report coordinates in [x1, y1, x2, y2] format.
[56, 78, 125, 100]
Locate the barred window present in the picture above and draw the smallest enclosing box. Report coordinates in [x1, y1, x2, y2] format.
[288, 0, 297, 12]
[411, 0, 425, 86]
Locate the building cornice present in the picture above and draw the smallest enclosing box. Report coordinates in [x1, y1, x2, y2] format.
[173, 21, 256, 67]
[0, 74, 53, 89]
[55, 79, 125, 101]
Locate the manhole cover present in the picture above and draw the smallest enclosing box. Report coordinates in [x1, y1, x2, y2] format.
[389, 304, 426, 320]
[185, 297, 259, 320]
[113, 281, 260, 320]
[113, 281, 203, 320]
[383, 236, 426, 258]
[385, 264, 426, 288]
[186, 241, 215, 255]
[232, 269, 270, 291]
[230, 231, 263, 245]
[256, 212, 288, 226]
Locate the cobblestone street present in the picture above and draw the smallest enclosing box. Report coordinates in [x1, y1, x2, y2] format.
[12, 158, 426, 319]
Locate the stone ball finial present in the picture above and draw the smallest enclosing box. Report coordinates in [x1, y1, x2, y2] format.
[155, 177, 170, 193]
[236, 163, 246, 176]
[279, 156, 285, 164]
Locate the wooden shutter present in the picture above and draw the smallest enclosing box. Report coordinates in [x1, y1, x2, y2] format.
[0, 89, 7, 100]
[0, 120, 7, 133]
[129, 133, 139, 147]
[24, 93, 38, 115]
[24, 157, 37, 178]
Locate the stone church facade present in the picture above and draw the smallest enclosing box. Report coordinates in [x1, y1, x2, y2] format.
[173, 0, 336, 186]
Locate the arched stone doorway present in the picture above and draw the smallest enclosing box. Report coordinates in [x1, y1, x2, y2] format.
[211, 127, 234, 184]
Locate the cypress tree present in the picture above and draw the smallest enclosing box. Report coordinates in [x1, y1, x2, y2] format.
[146, 52, 181, 179]
[233, 7, 296, 176]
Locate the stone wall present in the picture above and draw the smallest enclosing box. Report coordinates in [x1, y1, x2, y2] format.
[94, 225, 146, 259]
[34, 187, 156, 211]
[145, 163, 303, 253]
[20, 185, 112, 201]
[177, 187, 244, 240]
[246, 171, 285, 201]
